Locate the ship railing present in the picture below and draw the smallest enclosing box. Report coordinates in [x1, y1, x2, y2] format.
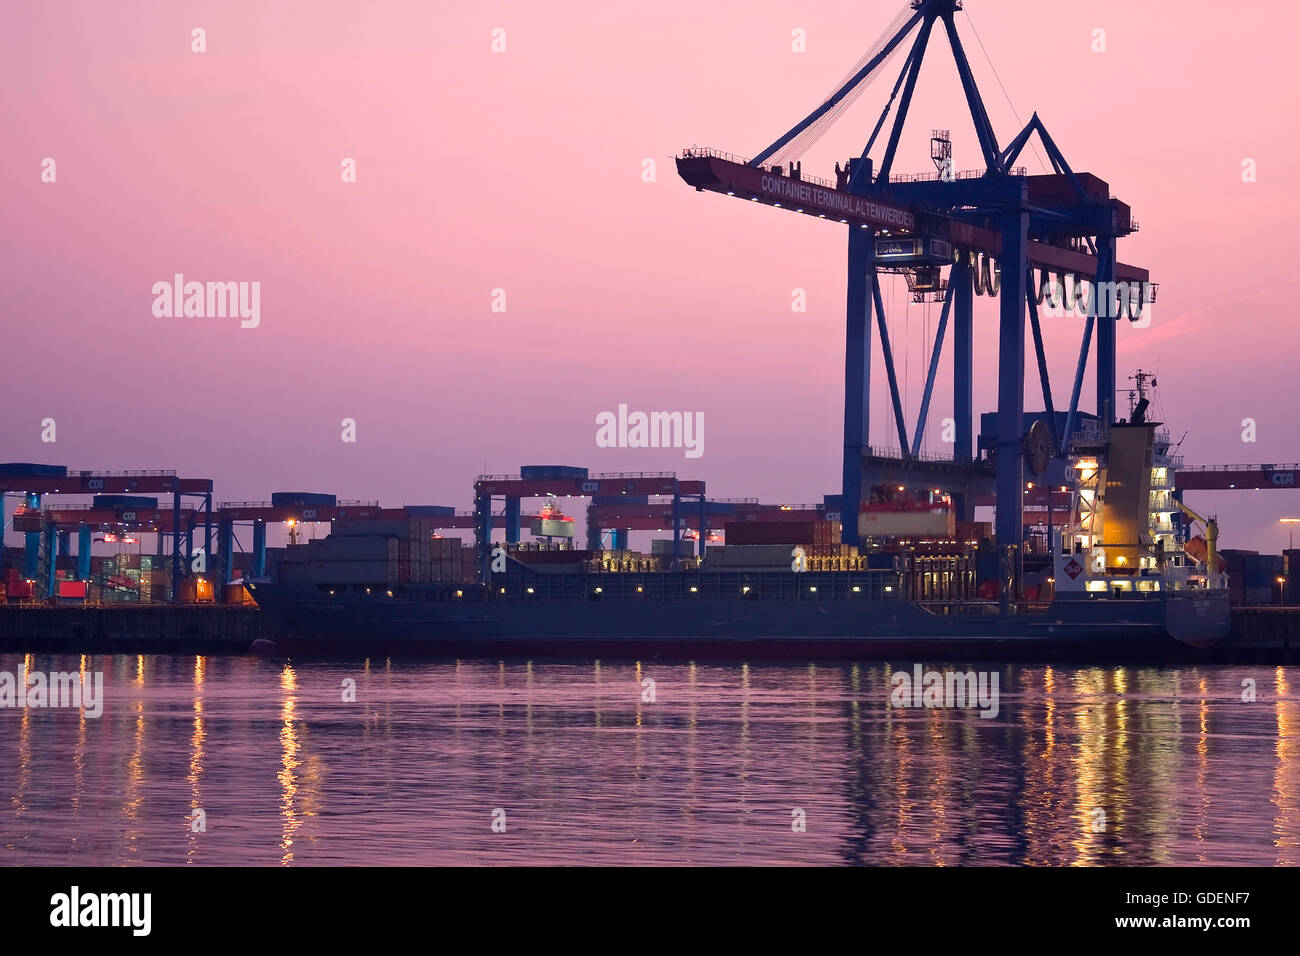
[73, 469, 179, 477]
[914, 599, 1051, 614]
[865, 446, 975, 465]
[476, 471, 679, 482]
[1074, 421, 1111, 442]
[217, 500, 380, 509]
[1180, 462, 1300, 471]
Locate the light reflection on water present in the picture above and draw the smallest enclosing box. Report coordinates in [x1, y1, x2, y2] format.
[0, 654, 1296, 866]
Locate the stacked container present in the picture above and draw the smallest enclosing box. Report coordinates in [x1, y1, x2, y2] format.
[278, 519, 466, 586]
[1220, 549, 1285, 605]
[724, 520, 840, 548]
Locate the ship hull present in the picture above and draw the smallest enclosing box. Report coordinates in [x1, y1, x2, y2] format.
[249, 583, 1229, 661]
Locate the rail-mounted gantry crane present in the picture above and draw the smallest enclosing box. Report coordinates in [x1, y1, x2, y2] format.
[678, 0, 1154, 595]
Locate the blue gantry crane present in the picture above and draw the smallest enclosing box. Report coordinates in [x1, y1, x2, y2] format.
[677, 0, 1153, 595]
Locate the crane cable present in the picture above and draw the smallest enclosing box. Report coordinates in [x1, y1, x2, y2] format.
[961, 6, 1048, 174]
[771, 1, 916, 167]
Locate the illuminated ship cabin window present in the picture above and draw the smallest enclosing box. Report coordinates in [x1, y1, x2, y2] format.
[1086, 581, 1109, 593]
[1136, 580, 1160, 591]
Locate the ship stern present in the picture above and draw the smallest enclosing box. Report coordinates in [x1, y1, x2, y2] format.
[1165, 589, 1231, 649]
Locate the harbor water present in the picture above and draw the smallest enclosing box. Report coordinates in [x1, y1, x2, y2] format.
[1, 653, 1297, 865]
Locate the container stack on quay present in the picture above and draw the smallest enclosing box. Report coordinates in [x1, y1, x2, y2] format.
[2, 550, 177, 605]
[2, 567, 34, 603]
[1220, 549, 1286, 606]
[1285, 549, 1300, 604]
[104, 553, 171, 603]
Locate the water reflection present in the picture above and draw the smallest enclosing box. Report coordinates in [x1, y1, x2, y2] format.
[279, 663, 299, 865]
[1275, 668, 1298, 864]
[0, 656, 1294, 866]
[187, 656, 206, 864]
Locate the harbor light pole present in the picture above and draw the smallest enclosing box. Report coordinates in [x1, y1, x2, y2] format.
[1281, 519, 1300, 605]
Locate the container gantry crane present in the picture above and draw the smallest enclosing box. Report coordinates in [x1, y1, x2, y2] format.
[677, 0, 1154, 590]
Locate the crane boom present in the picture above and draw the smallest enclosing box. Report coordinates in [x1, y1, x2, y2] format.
[1175, 500, 1220, 578]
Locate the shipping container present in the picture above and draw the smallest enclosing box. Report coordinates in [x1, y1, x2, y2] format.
[725, 520, 838, 547]
[704, 544, 796, 569]
[334, 519, 434, 539]
[271, 492, 337, 507]
[0, 462, 68, 478]
[1242, 586, 1276, 605]
[278, 559, 396, 586]
[11, 510, 43, 532]
[92, 495, 159, 510]
[57, 581, 87, 599]
[860, 510, 955, 540]
[223, 583, 255, 605]
[300, 535, 398, 561]
[6, 578, 35, 600]
[520, 465, 588, 481]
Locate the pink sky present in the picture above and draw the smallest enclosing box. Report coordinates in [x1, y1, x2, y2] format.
[2, 0, 1299, 551]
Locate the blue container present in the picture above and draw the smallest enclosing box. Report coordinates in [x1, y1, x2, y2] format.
[93, 495, 159, 510]
[271, 492, 337, 507]
[406, 505, 456, 517]
[520, 465, 589, 481]
[0, 463, 67, 478]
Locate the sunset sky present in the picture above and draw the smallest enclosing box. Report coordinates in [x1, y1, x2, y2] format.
[3, 0, 1299, 550]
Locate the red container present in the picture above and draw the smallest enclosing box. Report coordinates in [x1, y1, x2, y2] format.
[57, 581, 87, 599]
[726, 521, 828, 546]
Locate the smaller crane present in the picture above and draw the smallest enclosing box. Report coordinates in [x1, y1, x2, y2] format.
[1174, 500, 1220, 579]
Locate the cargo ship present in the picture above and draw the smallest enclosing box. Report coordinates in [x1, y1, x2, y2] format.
[249, 388, 1231, 660]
